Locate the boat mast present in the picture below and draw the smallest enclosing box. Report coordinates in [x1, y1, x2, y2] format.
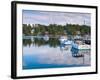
[84, 20, 85, 25]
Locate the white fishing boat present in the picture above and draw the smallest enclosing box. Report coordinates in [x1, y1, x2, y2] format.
[59, 36, 72, 45]
[59, 36, 67, 42]
[64, 40, 73, 45]
[72, 42, 91, 50]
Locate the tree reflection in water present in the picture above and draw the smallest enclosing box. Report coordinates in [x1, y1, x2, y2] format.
[23, 36, 90, 58]
[23, 36, 91, 69]
[23, 37, 60, 48]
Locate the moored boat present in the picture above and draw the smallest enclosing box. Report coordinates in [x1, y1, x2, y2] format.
[59, 36, 72, 45]
[72, 40, 91, 50]
[59, 36, 68, 43]
[63, 40, 73, 45]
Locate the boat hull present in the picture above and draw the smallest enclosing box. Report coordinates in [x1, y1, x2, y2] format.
[72, 43, 91, 50]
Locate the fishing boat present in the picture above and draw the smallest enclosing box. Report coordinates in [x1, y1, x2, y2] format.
[72, 43, 90, 50]
[63, 40, 73, 45]
[72, 40, 91, 50]
[59, 36, 72, 45]
[59, 36, 67, 42]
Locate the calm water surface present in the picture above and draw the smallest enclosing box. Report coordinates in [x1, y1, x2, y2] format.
[23, 36, 91, 69]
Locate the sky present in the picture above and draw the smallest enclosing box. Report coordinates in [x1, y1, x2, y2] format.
[23, 10, 91, 26]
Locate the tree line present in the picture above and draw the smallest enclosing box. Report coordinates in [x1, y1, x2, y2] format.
[23, 24, 90, 36]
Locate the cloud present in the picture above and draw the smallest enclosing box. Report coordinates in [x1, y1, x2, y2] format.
[23, 10, 91, 26]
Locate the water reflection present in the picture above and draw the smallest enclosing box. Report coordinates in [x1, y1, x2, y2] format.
[23, 36, 91, 69]
[23, 36, 60, 48]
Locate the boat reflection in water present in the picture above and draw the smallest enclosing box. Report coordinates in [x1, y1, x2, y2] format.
[23, 36, 91, 70]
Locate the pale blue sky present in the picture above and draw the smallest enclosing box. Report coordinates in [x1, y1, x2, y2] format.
[23, 10, 91, 26]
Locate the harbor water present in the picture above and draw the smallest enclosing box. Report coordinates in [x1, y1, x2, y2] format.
[23, 36, 91, 69]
